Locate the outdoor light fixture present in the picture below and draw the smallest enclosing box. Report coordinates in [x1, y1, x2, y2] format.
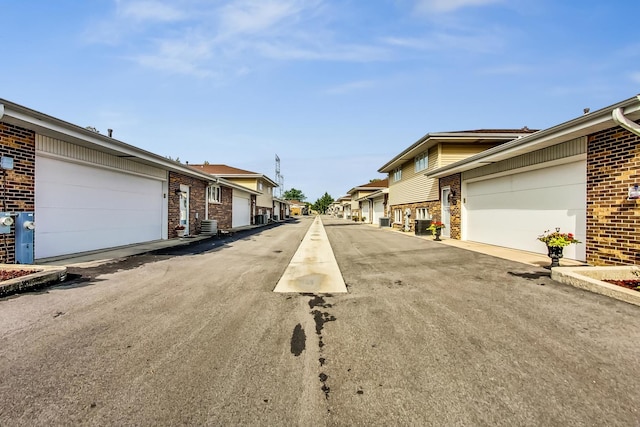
[174, 188, 182, 195]
[448, 190, 457, 204]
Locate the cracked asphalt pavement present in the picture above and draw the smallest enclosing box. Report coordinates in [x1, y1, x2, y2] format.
[1, 216, 640, 426]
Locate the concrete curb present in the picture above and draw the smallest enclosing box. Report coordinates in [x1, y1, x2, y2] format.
[0, 264, 68, 297]
[551, 266, 640, 307]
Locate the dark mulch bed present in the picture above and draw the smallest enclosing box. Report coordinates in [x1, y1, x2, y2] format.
[603, 279, 640, 292]
[0, 270, 41, 282]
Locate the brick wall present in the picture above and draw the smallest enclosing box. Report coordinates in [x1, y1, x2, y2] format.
[168, 172, 207, 238]
[587, 125, 640, 266]
[440, 173, 462, 239]
[0, 122, 35, 263]
[208, 186, 232, 230]
[389, 201, 440, 232]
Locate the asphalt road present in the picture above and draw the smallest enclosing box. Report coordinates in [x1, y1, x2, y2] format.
[1, 216, 640, 426]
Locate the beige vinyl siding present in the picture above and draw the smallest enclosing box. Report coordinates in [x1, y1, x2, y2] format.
[225, 177, 258, 190]
[36, 135, 166, 180]
[440, 143, 498, 166]
[256, 186, 274, 209]
[462, 137, 586, 181]
[388, 147, 439, 205]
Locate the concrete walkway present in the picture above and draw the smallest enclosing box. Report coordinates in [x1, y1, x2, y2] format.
[372, 223, 586, 268]
[273, 216, 347, 293]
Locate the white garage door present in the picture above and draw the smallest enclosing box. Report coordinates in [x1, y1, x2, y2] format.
[232, 190, 251, 228]
[362, 202, 370, 221]
[465, 160, 586, 261]
[35, 156, 164, 259]
[373, 200, 384, 224]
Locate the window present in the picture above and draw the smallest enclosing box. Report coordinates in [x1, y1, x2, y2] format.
[394, 209, 402, 223]
[207, 185, 221, 203]
[416, 208, 429, 219]
[415, 152, 428, 172]
[393, 167, 402, 182]
[258, 182, 263, 191]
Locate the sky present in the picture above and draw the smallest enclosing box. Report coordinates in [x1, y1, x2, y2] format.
[1, 0, 639, 202]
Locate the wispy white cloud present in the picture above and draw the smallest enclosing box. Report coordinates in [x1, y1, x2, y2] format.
[480, 64, 532, 75]
[255, 41, 390, 62]
[133, 33, 215, 77]
[414, 0, 503, 14]
[324, 80, 377, 95]
[217, 0, 311, 36]
[382, 30, 503, 54]
[89, 0, 506, 78]
[116, 0, 187, 22]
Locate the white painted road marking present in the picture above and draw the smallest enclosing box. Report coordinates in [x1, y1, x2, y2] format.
[273, 216, 347, 293]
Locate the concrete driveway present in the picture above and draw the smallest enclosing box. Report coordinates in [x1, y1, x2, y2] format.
[1, 216, 639, 426]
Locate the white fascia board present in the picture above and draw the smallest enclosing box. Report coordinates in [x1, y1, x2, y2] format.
[0, 99, 218, 183]
[427, 95, 640, 179]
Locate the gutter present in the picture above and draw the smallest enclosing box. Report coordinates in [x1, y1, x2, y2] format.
[612, 95, 640, 136]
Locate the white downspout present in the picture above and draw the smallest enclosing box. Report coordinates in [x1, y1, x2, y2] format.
[205, 186, 209, 220]
[0, 104, 4, 120]
[612, 96, 640, 136]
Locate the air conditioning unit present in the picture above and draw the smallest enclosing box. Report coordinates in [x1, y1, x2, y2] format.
[201, 219, 218, 235]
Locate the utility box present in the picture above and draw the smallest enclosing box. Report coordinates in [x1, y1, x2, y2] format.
[0, 212, 13, 234]
[415, 219, 432, 236]
[15, 212, 35, 264]
[379, 217, 390, 228]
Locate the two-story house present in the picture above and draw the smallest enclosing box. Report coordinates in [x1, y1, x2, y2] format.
[346, 179, 388, 222]
[190, 164, 278, 226]
[378, 129, 535, 236]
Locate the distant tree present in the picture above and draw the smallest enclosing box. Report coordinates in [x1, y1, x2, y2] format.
[166, 155, 181, 163]
[283, 188, 306, 201]
[312, 192, 334, 214]
[203, 160, 210, 165]
[85, 126, 100, 133]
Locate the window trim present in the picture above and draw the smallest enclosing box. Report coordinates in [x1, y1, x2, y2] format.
[415, 152, 428, 172]
[393, 167, 402, 182]
[394, 208, 402, 224]
[207, 185, 221, 203]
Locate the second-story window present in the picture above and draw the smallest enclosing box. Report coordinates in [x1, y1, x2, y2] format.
[393, 167, 402, 182]
[258, 182, 263, 191]
[415, 152, 428, 172]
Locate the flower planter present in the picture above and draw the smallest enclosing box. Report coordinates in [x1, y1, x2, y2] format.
[434, 228, 442, 241]
[547, 245, 563, 268]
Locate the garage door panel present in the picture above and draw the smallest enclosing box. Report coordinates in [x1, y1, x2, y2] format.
[232, 190, 251, 228]
[36, 157, 163, 258]
[466, 161, 586, 261]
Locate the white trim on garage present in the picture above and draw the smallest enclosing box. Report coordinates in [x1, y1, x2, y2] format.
[462, 159, 586, 261]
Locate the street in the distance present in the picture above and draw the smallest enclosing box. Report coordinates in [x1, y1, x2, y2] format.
[1, 216, 639, 426]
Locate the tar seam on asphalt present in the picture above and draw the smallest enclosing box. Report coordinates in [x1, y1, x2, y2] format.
[302, 293, 336, 401]
[290, 323, 306, 356]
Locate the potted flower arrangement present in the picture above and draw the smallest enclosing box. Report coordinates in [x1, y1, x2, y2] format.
[427, 221, 445, 241]
[537, 228, 581, 268]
